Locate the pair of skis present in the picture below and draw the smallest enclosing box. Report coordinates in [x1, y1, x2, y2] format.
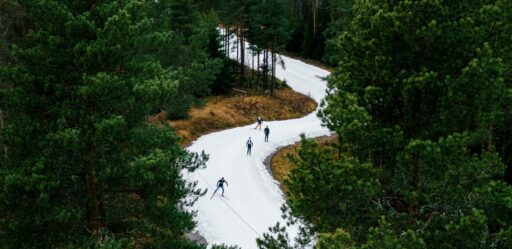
[210, 187, 224, 199]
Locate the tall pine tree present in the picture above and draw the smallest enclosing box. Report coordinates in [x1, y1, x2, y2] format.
[259, 0, 512, 247]
[0, 1, 209, 247]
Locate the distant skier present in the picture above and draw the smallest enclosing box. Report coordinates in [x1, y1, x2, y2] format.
[264, 126, 270, 142]
[255, 117, 263, 130]
[246, 137, 254, 155]
[211, 177, 228, 198]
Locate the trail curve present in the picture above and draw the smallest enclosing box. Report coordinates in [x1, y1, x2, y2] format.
[185, 34, 331, 249]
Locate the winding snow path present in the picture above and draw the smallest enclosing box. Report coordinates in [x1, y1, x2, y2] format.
[185, 36, 331, 249]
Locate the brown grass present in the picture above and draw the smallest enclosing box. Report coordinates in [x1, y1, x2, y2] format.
[150, 88, 317, 146]
[270, 145, 298, 189]
[270, 135, 338, 193]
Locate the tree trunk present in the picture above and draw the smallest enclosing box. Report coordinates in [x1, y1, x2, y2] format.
[239, 23, 245, 80]
[257, 51, 260, 87]
[224, 28, 227, 57]
[270, 38, 276, 95]
[236, 34, 239, 64]
[252, 51, 255, 85]
[227, 28, 231, 59]
[312, 0, 317, 36]
[263, 49, 268, 88]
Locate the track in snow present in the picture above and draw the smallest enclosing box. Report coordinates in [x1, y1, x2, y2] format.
[184, 32, 331, 249]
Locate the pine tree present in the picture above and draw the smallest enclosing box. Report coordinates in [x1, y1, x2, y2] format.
[0, 1, 209, 247]
[284, 135, 381, 233]
[259, 0, 512, 247]
[247, 0, 290, 95]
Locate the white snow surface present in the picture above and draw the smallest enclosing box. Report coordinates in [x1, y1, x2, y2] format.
[184, 33, 331, 249]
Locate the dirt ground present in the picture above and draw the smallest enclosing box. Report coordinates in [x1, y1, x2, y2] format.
[149, 88, 317, 146]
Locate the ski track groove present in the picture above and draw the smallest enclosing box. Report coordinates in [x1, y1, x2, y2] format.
[184, 32, 331, 249]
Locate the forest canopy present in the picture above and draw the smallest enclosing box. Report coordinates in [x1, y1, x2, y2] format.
[256, 0, 512, 248]
[1, 0, 511, 248]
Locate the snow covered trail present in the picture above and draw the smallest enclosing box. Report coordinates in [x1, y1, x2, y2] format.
[184, 34, 331, 249]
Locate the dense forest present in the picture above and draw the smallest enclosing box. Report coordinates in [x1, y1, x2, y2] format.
[1, 0, 511, 248]
[256, 0, 512, 248]
[0, 0, 229, 248]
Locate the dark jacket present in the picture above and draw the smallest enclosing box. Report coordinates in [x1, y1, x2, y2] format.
[217, 179, 227, 187]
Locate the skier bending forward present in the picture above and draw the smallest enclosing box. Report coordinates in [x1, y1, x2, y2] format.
[212, 177, 228, 198]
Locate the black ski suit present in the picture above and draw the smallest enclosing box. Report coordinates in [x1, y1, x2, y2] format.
[214, 178, 228, 196]
[255, 117, 262, 130]
[264, 127, 270, 142]
[246, 139, 253, 155]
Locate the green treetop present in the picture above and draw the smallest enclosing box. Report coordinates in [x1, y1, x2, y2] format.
[0, 0, 211, 247]
[260, 0, 512, 248]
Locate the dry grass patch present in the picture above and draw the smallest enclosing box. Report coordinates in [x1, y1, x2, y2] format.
[151, 88, 317, 146]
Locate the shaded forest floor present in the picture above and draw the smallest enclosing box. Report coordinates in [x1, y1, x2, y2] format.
[150, 87, 317, 146]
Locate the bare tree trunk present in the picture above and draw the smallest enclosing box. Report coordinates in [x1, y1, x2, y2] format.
[263, 49, 269, 88]
[224, 28, 227, 57]
[263, 49, 266, 88]
[312, 0, 317, 36]
[236, 35, 239, 64]
[252, 51, 255, 84]
[239, 23, 245, 80]
[271, 51, 275, 95]
[226, 28, 231, 58]
[257, 51, 260, 87]
[271, 42, 276, 95]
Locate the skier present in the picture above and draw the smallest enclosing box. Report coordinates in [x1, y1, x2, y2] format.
[211, 177, 228, 198]
[246, 137, 253, 155]
[255, 117, 263, 130]
[264, 126, 270, 142]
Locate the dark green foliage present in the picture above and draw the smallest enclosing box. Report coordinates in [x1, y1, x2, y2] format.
[256, 222, 294, 249]
[252, 0, 291, 94]
[258, 0, 512, 248]
[284, 135, 381, 233]
[211, 244, 242, 249]
[211, 0, 291, 94]
[286, 0, 324, 60]
[0, 0, 213, 248]
[285, 0, 354, 65]
[201, 13, 234, 95]
[160, 2, 223, 119]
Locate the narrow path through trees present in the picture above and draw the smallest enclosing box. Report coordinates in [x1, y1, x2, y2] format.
[184, 35, 331, 249]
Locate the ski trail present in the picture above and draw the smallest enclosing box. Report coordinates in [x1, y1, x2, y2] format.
[184, 31, 331, 249]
